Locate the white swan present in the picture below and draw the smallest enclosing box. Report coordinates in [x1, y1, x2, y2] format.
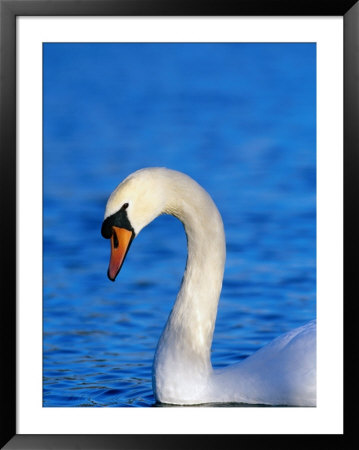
[101, 167, 316, 406]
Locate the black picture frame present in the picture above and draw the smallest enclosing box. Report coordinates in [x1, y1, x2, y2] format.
[1, 1, 357, 448]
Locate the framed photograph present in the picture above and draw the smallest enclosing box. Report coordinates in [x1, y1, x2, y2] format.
[1, 0, 356, 448]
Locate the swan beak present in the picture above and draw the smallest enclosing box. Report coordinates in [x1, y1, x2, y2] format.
[108, 226, 134, 281]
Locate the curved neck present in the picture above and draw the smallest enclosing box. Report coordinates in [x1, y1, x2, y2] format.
[154, 173, 226, 379]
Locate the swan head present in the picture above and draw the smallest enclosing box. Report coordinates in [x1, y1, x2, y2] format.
[101, 168, 168, 281]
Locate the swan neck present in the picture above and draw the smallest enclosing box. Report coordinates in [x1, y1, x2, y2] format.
[155, 174, 226, 377]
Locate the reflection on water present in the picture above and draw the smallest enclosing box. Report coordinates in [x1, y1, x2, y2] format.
[43, 43, 316, 407]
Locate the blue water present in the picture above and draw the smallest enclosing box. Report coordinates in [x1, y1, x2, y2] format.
[43, 43, 316, 407]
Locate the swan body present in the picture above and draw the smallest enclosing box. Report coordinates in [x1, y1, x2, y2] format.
[102, 167, 316, 406]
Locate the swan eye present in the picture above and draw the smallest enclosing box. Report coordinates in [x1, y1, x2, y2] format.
[101, 203, 135, 239]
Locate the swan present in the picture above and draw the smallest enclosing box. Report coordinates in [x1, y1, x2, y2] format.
[101, 167, 316, 406]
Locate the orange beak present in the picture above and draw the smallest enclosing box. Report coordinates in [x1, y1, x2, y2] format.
[108, 226, 134, 281]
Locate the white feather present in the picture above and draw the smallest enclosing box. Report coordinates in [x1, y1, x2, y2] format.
[105, 167, 316, 406]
